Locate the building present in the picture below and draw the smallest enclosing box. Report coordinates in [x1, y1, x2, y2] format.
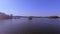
[0, 12, 10, 19]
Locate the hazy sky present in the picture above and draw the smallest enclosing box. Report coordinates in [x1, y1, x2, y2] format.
[0, 0, 60, 16]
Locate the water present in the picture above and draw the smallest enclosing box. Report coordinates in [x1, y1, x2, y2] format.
[0, 18, 60, 34]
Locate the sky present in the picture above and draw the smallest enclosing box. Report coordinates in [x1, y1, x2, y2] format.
[0, 0, 60, 16]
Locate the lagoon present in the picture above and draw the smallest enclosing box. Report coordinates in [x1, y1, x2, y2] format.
[0, 18, 60, 34]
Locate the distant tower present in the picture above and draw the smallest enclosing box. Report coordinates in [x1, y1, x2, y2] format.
[10, 14, 13, 19]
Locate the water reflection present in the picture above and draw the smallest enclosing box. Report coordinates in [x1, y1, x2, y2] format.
[0, 18, 60, 34]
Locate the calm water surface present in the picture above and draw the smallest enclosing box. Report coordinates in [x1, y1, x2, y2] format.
[0, 18, 60, 34]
